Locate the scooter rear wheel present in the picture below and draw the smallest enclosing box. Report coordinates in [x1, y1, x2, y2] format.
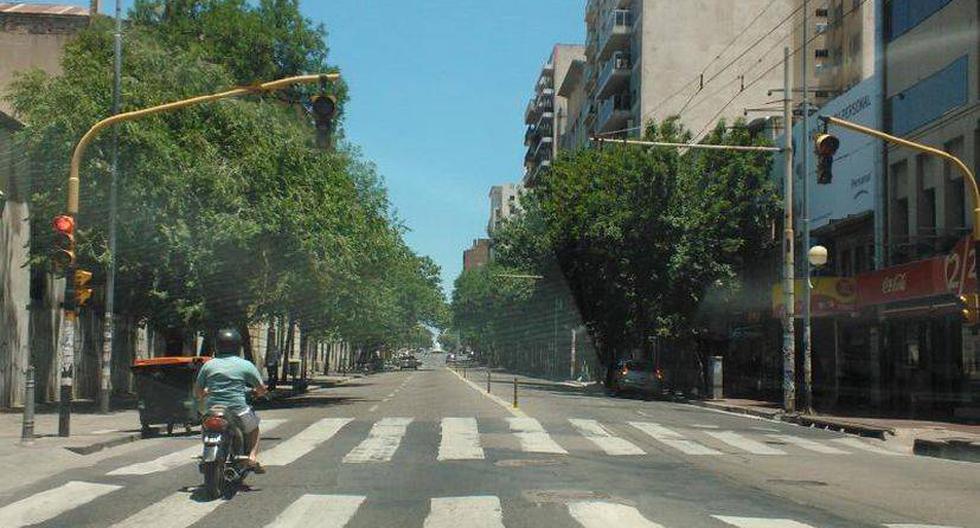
[203, 460, 224, 500]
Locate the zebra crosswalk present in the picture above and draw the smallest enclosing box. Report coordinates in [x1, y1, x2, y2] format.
[97, 415, 902, 481]
[0, 486, 961, 528]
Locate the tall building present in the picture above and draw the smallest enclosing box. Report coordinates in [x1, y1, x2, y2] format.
[523, 44, 585, 186]
[487, 183, 522, 236]
[560, 0, 796, 148]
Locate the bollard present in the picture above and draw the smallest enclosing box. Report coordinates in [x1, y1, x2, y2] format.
[513, 376, 518, 408]
[21, 366, 35, 444]
[487, 370, 491, 393]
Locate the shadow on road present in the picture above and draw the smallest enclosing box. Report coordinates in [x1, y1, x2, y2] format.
[255, 395, 364, 411]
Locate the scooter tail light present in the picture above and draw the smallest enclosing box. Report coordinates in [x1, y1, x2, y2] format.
[203, 416, 228, 431]
[655, 368, 664, 380]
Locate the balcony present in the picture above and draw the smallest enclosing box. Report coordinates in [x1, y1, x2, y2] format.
[532, 136, 554, 160]
[598, 8, 632, 61]
[596, 93, 632, 133]
[596, 51, 631, 98]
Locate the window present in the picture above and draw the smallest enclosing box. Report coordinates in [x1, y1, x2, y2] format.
[944, 137, 966, 232]
[886, 0, 953, 41]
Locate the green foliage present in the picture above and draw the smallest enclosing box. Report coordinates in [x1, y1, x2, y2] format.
[456, 118, 778, 376]
[6, 8, 443, 350]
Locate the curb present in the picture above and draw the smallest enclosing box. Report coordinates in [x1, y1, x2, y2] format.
[65, 431, 142, 455]
[689, 400, 783, 421]
[914, 438, 980, 463]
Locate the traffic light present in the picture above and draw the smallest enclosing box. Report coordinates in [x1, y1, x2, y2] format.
[74, 269, 93, 307]
[310, 94, 337, 149]
[814, 133, 840, 185]
[959, 293, 980, 325]
[51, 214, 76, 271]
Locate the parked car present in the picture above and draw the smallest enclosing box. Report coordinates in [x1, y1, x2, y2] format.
[609, 359, 663, 398]
[400, 355, 420, 370]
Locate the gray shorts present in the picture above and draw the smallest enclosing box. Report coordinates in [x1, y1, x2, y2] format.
[233, 406, 260, 433]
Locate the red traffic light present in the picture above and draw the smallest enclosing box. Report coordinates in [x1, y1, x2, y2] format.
[52, 215, 75, 235]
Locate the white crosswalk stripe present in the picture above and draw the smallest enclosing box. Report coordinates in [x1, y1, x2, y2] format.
[568, 501, 666, 527]
[883, 524, 962, 527]
[263, 417, 353, 466]
[438, 417, 484, 460]
[424, 496, 504, 528]
[629, 422, 722, 455]
[831, 436, 903, 455]
[766, 434, 850, 454]
[569, 419, 645, 455]
[107, 419, 286, 476]
[264, 494, 365, 528]
[704, 431, 787, 455]
[507, 417, 568, 454]
[109, 491, 223, 528]
[712, 515, 817, 527]
[343, 417, 413, 463]
[0, 481, 122, 528]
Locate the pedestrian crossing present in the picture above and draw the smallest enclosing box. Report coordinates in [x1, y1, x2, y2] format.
[99, 416, 902, 480]
[0, 487, 961, 528]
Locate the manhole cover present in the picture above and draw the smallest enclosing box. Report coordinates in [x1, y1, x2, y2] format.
[767, 479, 828, 487]
[523, 489, 619, 504]
[495, 458, 565, 468]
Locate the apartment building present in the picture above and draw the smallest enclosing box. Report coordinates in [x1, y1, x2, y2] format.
[524, 45, 585, 186]
[488, 183, 522, 236]
[463, 239, 491, 271]
[560, 0, 796, 148]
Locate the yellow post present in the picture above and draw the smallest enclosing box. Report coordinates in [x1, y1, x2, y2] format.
[512, 377, 518, 408]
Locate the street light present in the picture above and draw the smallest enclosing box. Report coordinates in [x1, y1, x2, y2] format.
[808, 245, 828, 268]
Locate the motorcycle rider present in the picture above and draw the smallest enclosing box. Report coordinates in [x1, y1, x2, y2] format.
[194, 328, 268, 473]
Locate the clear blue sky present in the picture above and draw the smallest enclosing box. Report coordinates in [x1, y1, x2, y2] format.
[308, 1, 584, 296]
[56, 0, 585, 296]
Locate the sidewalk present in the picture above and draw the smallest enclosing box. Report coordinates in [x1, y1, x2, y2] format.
[694, 398, 980, 462]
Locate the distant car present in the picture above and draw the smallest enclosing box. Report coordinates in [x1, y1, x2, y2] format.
[399, 355, 420, 370]
[609, 359, 663, 398]
[446, 353, 457, 364]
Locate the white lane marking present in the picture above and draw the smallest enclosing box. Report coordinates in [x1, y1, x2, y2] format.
[884, 523, 957, 528]
[387, 392, 396, 397]
[569, 419, 645, 455]
[704, 431, 786, 455]
[712, 516, 817, 528]
[766, 434, 850, 454]
[343, 417, 412, 463]
[264, 494, 365, 528]
[109, 491, 223, 528]
[368, 404, 379, 412]
[750, 426, 781, 432]
[507, 417, 567, 454]
[448, 367, 526, 418]
[568, 501, 665, 527]
[92, 428, 121, 434]
[107, 419, 285, 476]
[831, 436, 903, 456]
[382, 398, 391, 402]
[424, 496, 504, 528]
[263, 418, 353, 466]
[689, 424, 720, 429]
[438, 417, 484, 461]
[629, 422, 722, 455]
[0, 481, 122, 528]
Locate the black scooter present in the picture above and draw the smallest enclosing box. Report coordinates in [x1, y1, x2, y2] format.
[199, 405, 254, 500]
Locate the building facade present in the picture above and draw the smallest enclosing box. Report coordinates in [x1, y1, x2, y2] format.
[463, 239, 491, 271]
[524, 45, 585, 186]
[487, 183, 522, 236]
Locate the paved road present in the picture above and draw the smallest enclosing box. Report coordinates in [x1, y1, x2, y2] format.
[0, 353, 976, 527]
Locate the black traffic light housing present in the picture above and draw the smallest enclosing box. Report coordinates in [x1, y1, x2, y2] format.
[814, 133, 840, 185]
[51, 214, 76, 272]
[310, 94, 337, 149]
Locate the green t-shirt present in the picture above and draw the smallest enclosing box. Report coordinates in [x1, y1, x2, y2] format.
[196, 355, 263, 410]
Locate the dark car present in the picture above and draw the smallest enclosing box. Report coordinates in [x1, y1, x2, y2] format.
[609, 359, 663, 398]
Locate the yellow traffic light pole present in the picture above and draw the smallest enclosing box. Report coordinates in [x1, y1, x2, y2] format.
[56, 73, 340, 437]
[821, 115, 980, 318]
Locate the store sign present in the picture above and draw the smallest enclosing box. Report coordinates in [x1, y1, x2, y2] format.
[771, 277, 857, 317]
[857, 235, 977, 306]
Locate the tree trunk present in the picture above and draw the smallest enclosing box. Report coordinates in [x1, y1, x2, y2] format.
[239, 321, 254, 363]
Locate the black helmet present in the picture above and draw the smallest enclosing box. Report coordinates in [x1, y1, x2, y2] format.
[215, 328, 242, 356]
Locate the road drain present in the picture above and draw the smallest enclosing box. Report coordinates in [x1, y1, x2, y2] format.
[523, 489, 621, 504]
[495, 458, 565, 468]
[767, 479, 828, 487]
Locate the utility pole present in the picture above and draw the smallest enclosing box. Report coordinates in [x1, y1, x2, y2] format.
[782, 47, 797, 413]
[801, 0, 814, 414]
[100, 0, 123, 415]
